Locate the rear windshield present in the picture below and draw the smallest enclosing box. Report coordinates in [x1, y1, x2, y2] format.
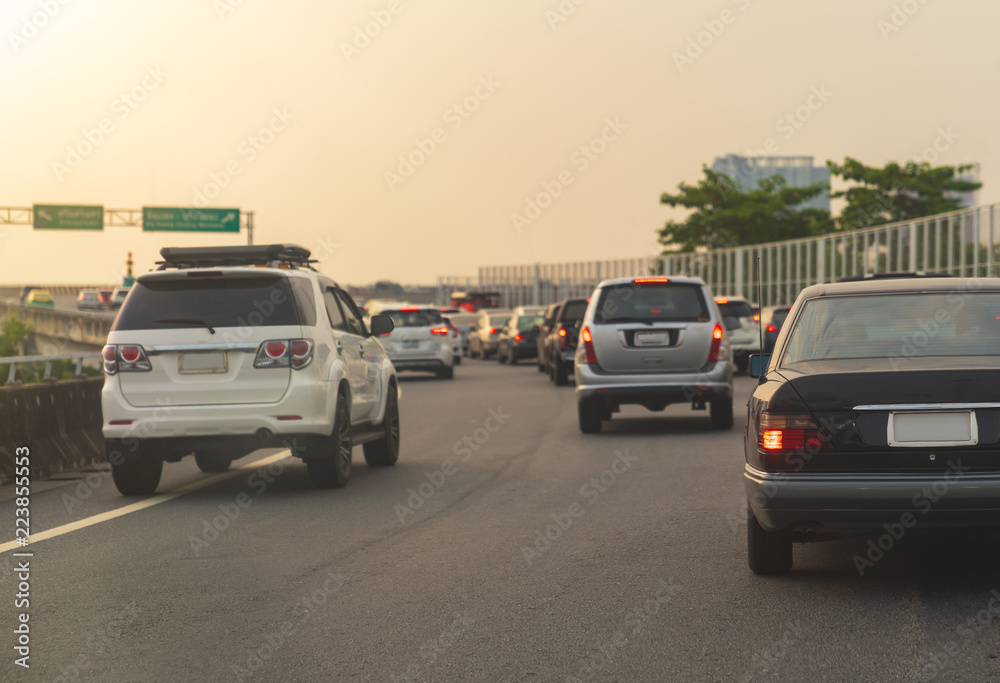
[113, 276, 298, 331]
[385, 309, 444, 327]
[770, 308, 791, 327]
[446, 314, 478, 326]
[518, 315, 544, 330]
[782, 293, 1000, 364]
[594, 283, 708, 324]
[558, 301, 589, 322]
[716, 301, 754, 319]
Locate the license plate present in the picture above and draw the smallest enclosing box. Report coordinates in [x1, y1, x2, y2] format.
[635, 332, 668, 347]
[888, 410, 977, 447]
[178, 351, 227, 374]
[402, 340, 420, 349]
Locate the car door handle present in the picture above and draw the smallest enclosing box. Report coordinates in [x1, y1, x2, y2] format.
[359, 344, 365, 356]
[335, 341, 343, 354]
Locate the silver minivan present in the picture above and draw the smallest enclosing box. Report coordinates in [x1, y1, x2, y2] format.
[574, 276, 734, 433]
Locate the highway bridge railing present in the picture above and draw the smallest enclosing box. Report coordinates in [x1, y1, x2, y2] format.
[1, 352, 104, 385]
[439, 203, 999, 309]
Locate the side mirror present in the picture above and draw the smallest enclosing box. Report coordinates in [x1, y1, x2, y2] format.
[749, 353, 770, 379]
[369, 314, 394, 337]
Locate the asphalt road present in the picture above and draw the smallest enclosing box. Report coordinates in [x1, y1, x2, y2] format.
[2, 360, 999, 681]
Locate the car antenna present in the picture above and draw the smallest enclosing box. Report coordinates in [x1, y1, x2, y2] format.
[756, 256, 765, 355]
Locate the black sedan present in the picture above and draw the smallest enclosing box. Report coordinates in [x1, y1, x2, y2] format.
[497, 306, 545, 365]
[744, 277, 1000, 574]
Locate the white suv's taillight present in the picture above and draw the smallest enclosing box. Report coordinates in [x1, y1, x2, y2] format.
[254, 339, 314, 370]
[103, 344, 152, 374]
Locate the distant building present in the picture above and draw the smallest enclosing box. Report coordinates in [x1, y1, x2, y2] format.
[949, 162, 981, 209]
[711, 154, 831, 212]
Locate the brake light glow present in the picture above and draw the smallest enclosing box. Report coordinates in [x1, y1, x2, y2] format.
[558, 328, 567, 337]
[767, 325, 777, 333]
[707, 324, 726, 362]
[758, 413, 831, 455]
[580, 326, 598, 364]
[514, 334, 522, 342]
[490, 327, 498, 335]
[401, 307, 420, 311]
[633, 278, 670, 284]
[753, 314, 760, 322]
[715, 298, 729, 304]
[430, 326, 450, 335]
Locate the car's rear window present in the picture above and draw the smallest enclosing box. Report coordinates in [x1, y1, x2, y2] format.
[716, 301, 754, 319]
[770, 308, 791, 327]
[594, 283, 708, 324]
[446, 314, 478, 326]
[113, 276, 299, 331]
[558, 301, 589, 322]
[518, 315, 544, 330]
[385, 309, 444, 327]
[782, 292, 1000, 364]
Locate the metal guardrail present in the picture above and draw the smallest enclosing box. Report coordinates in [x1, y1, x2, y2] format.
[0, 353, 103, 384]
[439, 203, 1000, 309]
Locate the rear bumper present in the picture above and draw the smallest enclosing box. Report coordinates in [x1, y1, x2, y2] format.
[575, 361, 732, 405]
[744, 463, 1000, 533]
[392, 358, 449, 372]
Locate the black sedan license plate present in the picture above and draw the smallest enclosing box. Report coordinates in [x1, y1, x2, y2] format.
[888, 410, 977, 447]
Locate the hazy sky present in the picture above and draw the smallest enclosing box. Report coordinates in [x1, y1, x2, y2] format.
[1, 0, 997, 287]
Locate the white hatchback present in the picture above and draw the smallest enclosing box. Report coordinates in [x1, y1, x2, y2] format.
[371, 306, 455, 379]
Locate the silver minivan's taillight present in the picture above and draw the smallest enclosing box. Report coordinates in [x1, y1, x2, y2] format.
[103, 344, 152, 374]
[254, 339, 314, 370]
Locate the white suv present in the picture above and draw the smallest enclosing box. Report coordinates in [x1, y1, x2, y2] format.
[101, 244, 400, 495]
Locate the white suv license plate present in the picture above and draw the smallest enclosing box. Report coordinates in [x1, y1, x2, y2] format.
[178, 351, 228, 374]
[887, 410, 978, 447]
[402, 340, 420, 349]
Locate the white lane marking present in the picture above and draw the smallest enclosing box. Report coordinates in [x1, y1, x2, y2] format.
[1, 451, 291, 554]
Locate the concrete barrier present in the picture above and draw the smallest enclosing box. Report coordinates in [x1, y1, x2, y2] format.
[0, 377, 105, 484]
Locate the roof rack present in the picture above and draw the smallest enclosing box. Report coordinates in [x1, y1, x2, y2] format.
[155, 244, 317, 271]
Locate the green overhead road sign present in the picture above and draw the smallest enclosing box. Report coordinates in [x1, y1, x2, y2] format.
[33, 204, 104, 230]
[142, 207, 240, 233]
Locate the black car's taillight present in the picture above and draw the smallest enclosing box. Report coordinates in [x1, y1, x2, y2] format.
[758, 412, 831, 454]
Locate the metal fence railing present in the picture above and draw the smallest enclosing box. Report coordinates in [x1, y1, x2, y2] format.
[438, 203, 999, 309]
[0, 352, 103, 384]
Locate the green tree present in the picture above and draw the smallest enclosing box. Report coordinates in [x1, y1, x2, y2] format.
[658, 167, 833, 252]
[0, 314, 31, 357]
[827, 157, 982, 230]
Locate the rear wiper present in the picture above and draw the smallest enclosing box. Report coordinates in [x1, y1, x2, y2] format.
[601, 317, 655, 325]
[154, 318, 216, 334]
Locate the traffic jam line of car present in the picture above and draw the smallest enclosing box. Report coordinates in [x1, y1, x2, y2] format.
[9, 245, 999, 579]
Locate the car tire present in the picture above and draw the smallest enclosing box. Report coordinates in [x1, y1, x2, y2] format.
[509, 351, 518, 365]
[306, 392, 352, 489]
[710, 396, 734, 430]
[498, 346, 506, 364]
[537, 358, 545, 373]
[747, 511, 793, 575]
[554, 361, 568, 386]
[195, 451, 232, 473]
[363, 386, 400, 467]
[111, 456, 162, 496]
[438, 366, 454, 379]
[578, 400, 603, 434]
[736, 355, 749, 375]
